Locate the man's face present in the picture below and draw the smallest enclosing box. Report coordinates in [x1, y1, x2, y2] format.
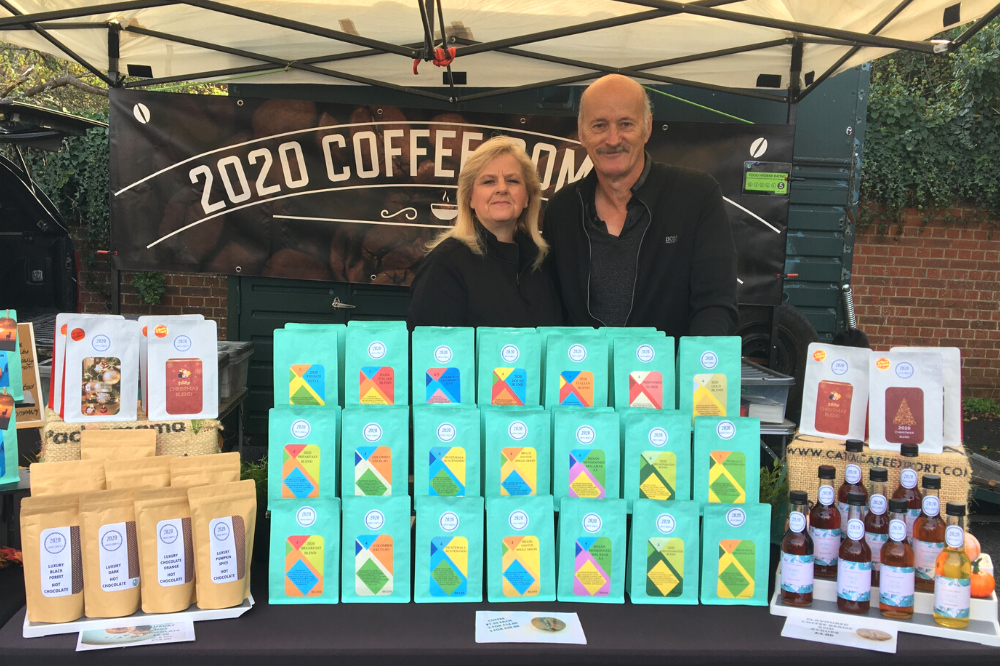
[578, 88, 651, 180]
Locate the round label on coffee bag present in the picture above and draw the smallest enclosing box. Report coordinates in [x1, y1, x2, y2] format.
[576, 425, 596, 445]
[173, 335, 192, 352]
[568, 344, 587, 362]
[700, 351, 718, 369]
[436, 422, 456, 443]
[895, 362, 914, 380]
[648, 427, 668, 447]
[716, 420, 736, 440]
[433, 345, 453, 363]
[92, 334, 111, 352]
[656, 513, 676, 535]
[368, 341, 386, 360]
[291, 419, 311, 439]
[296, 506, 317, 527]
[363, 423, 383, 442]
[439, 511, 459, 532]
[509, 510, 529, 530]
[583, 513, 602, 533]
[508, 421, 527, 441]
[831, 359, 849, 375]
[636, 344, 655, 363]
[726, 508, 746, 528]
[501, 345, 520, 363]
[364, 510, 385, 530]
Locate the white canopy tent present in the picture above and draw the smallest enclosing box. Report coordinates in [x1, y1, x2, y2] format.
[1, 0, 998, 105]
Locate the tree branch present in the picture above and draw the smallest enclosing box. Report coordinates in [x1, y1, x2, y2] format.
[0, 66, 34, 98]
[20, 74, 108, 98]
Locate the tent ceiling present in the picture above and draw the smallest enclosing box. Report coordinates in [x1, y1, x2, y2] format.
[1, 0, 998, 103]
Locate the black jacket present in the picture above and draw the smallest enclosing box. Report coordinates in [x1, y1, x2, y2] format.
[543, 160, 739, 337]
[406, 227, 564, 328]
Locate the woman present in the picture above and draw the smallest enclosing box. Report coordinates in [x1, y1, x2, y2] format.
[407, 136, 564, 328]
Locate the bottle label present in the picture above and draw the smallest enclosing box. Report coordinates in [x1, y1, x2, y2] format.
[809, 526, 841, 567]
[905, 509, 920, 541]
[837, 559, 872, 602]
[880, 565, 915, 608]
[901, 469, 918, 489]
[922, 495, 939, 517]
[845, 464, 861, 485]
[913, 539, 944, 580]
[945, 525, 964, 549]
[818, 485, 834, 506]
[865, 531, 888, 567]
[869, 494, 887, 516]
[889, 519, 907, 542]
[780, 553, 814, 594]
[934, 577, 971, 619]
[789, 512, 806, 534]
[846, 518, 865, 541]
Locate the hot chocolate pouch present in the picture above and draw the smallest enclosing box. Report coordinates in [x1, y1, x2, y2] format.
[31, 459, 106, 496]
[799, 343, 871, 441]
[344, 325, 408, 407]
[285, 323, 346, 406]
[139, 315, 202, 413]
[693, 417, 760, 507]
[268, 405, 340, 502]
[700, 503, 771, 606]
[273, 327, 340, 408]
[269, 497, 340, 604]
[0, 309, 23, 402]
[63, 316, 140, 424]
[169, 452, 241, 489]
[188, 480, 257, 610]
[484, 408, 551, 497]
[79, 489, 141, 618]
[552, 408, 620, 506]
[133, 487, 196, 613]
[477, 329, 541, 407]
[105, 456, 174, 490]
[1, 387, 16, 484]
[628, 499, 700, 604]
[341, 495, 411, 603]
[147, 318, 218, 420]
[411, 327, 475, 405]
[341, 406, 409, 497]
[414, 495, 484, 603]
[623, 410, 692, 510]
[677, 336, 742, 423]
[80, 429, 156, 460]
[413, 405, 480, 497]
[52, 314, 123, 416]
[556, 497, 627, 603]
[544, 333, 608, 409]
[485, 494, 556, 602]
[869, 351, 944, 453]
[613, 335, 675, 411]
[20, 492, 85, 623]
[892, 346, 961, 447]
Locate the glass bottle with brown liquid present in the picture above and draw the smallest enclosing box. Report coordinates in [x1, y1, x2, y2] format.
[837, 439, 868, 527]
[809, 465, 841, 579]
[912, 474, 944, 592]
[879, 498, 915, 619]
[891, 443, 922, 541]
[781, 490, 814, 607]
[864, 467, 889, 587]
[933, 503, 972, 628]
[837, 492, 872, 614]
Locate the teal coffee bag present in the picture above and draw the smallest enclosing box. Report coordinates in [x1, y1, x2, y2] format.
[552, 409, 620, 504]
[556, 497, 627, 603]
[484, 408, 551, 497]
[341, 495, 412, 603]
[345, 324, 408, 406]
[268, 405, 341, 501]
[0, 386, 16, 485]
[0, 310, 23, 402]
[411, 327, 475, 405]
[600, 327, 659, 407]
[285, 323, 346, 406]
[628, 499, 700, 604]
[693, 417, 760, 506]
[700, 503, 771, 606]
[613, 335, 675, 411]
[486, 495, 556, 602]
[477, 329, 540, 407]
[413, 405, 480, 497]
[269, 498, 340, 604]
[536, 326, 587, 367]
[544, 333, 608, 409]
[414, 495, 484, 603]
[623, 410, 692, 510]
[273, 327, 339, 407]
[341, 406, 409, 497]
[677, 336, 742, 422]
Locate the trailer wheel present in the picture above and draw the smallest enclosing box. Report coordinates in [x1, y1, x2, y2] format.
[737, 303, 818, 425]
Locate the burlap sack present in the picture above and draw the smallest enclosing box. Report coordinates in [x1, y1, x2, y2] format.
[42, 410, 221, 462]
[786, 432, 971, 506]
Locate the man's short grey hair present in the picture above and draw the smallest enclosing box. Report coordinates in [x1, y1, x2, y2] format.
[577, 83, 652, 131]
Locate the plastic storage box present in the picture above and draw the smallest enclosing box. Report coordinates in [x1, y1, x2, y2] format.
[740, 358, 794, 422]
[217, 340, 254, 401]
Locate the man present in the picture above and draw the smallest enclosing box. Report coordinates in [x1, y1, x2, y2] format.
[544, 74, 739, 336]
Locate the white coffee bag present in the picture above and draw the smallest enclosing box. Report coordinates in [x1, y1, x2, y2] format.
[799, 343, 871, 441]
[869, 351, 944, 454]
[892, 346, 961, 447]
[63, 316, 140, 423]
[51, 313, 123, 417]
[139, 314, 203, 413]
[147, 318, 219, 420]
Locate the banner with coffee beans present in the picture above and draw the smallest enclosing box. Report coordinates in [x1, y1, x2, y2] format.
[109, 89, 793, 304]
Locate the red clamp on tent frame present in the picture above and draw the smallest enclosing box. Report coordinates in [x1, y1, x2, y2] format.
[413, 46, 456, 75]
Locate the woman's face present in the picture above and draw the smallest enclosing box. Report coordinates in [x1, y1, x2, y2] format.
[470, 153, 528, 227]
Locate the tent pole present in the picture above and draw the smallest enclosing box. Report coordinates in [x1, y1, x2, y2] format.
[787, 40, 802, 124]
[0, 0, 176, 28]
[108, 22, 124, 88]
[949, 3, 1000, 50]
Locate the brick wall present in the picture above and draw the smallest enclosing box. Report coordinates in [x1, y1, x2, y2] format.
[851, 211, 1000, 399]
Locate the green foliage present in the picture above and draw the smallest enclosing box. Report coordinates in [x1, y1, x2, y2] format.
[130, 271, 167, 304]
[862, 19, 1000, 233]
[963, 397, 1000, 417]
[241, 458, 268, 514]
[760, 457, 790, 545]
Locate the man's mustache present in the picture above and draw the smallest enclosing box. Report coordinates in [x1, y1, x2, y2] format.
[596, 145, 630, 155]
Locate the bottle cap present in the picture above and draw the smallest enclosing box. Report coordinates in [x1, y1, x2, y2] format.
[818, 465, 836, 479]
[945, 502, 966, 516]
[922, 474, 941, 489]
[789, 490, 808, 504]
[848, 492, 866, 506]
[888, 498, 907, 513]
[900, 443, 919, 458]
[845, 439, 864, 453]
[869, 467, 888, 482]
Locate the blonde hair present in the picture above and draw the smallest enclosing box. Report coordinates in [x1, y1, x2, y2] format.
[427, 136, 548, 269]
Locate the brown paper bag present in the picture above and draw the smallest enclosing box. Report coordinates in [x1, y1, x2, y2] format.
[31, 459, 105, 496]
[20, 493, 84, 623]
[81, 429, 157, 461]
[104, 456, 174, 490]
[188, 480, 256, 610]
[170, 452, 241, 488]
[79, 489, 141, 618]
[134, 487, 196, 613]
